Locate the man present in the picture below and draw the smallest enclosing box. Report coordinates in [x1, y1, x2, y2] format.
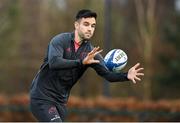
[30, 9, 144, 122]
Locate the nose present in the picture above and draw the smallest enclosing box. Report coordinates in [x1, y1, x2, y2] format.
[87, 26, 93, 32]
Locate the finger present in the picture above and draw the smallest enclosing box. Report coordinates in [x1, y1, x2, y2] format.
[94, 49, 103, 56]
[90, 47, 101, 57]
[88, 47, 97, 56]
[91, 60, 100, 63]
[136, 68, 144, 72]
[134, 63, 140, 69]
[135, 76, 141, 81]
[94, 46, 100, 53]
[89, 47, 99, 56]
[137, 73, 144, 76]
[132, 79, 136, 84]
[96, 46, 100, 50]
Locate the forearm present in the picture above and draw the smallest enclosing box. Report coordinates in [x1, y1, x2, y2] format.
[49, 56, 82, 69]
[92, 63, 129, 82]
[101, 72, 129, 82]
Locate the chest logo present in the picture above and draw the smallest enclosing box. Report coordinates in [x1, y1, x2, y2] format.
[66, 47, 71, 52]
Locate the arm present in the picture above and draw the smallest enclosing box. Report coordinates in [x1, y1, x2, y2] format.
[48, 36, 82, 70]
[82, 46, 129, 82]
[83, 47, 144, 83]
[90, 54, 129, 82]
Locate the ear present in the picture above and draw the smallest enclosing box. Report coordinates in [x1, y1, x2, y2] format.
[74, 21, 79, 29]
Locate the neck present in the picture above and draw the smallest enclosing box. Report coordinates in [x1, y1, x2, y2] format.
[74, 30, 83, 45]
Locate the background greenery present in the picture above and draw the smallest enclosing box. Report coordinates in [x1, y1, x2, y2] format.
[0, 0, 180, 101]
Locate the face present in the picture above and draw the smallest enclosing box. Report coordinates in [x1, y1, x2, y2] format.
[75, 17, 96, 40]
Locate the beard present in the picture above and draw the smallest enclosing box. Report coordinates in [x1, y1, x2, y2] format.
[79, 32, 93, 40]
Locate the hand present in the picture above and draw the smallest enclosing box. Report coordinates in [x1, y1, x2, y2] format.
[82, 46, 103, 65]
[127, 63, 144, 84]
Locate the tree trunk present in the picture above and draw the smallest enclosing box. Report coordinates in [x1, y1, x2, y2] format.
[134, 0, 157, 100]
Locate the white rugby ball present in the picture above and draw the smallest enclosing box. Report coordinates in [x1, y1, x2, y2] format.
[104, 49, 128, 72]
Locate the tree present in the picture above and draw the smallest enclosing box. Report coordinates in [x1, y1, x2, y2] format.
[0, 0, 21, 93]
[134, 0, 157, 100]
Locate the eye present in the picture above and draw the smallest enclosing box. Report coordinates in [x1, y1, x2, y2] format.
[83, 22, 89, 26]
[91, 24, 96, 28]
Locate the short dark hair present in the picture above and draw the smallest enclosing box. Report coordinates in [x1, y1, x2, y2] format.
[75, 9, 97, 21]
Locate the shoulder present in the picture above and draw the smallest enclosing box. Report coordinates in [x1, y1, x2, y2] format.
[50, 32, 73, 45]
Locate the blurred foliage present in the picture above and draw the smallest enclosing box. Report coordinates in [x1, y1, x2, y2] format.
[153, 12, 180, 99]
[0, 0, 21, 93]
[0, 95, 180, 121]
[0, 0, 180, 100]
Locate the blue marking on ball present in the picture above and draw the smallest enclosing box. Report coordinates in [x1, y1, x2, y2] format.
[104, 49, 128, 72]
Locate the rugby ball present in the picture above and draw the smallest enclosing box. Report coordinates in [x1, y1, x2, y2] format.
[104, 49, 128, 72]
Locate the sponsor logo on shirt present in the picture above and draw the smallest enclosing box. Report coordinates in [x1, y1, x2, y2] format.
[50, 115, 61, 121]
